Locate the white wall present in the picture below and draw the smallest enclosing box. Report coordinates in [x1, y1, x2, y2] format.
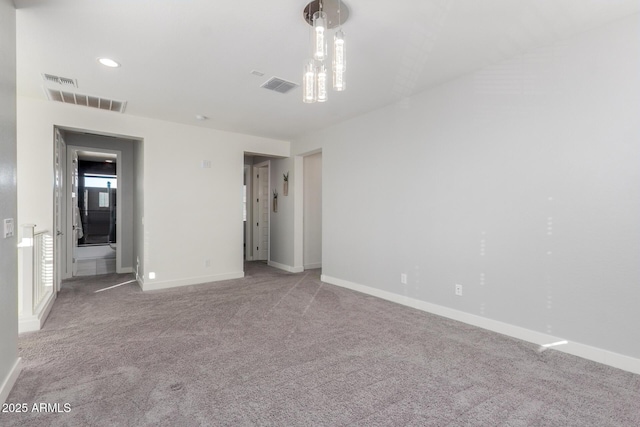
[303, 152, 322, 269]
[17, 97, 289, 291]
[63, 132, 135, 270]
[0, 0, 21, 404]
[290, 15, 640, 364]
[268, 157, 297, 270]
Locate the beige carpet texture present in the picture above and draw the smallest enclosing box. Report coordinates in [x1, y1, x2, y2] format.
[3, 262, 640, 426]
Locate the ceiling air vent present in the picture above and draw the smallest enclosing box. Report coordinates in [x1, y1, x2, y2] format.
[260, 77, 298, 94]
[44, 88, 127, 113]
[42, 73, 78, 88]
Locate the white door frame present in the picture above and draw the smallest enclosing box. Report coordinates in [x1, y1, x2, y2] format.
[54, 129, 66, 291]
[244, 164, 253, 261]
[252, 160, 270, 262]
[65, 145, 123, 276]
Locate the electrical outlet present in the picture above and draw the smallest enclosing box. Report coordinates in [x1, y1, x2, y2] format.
[455, 284, 463, 296]
[400, 273, 407, 284]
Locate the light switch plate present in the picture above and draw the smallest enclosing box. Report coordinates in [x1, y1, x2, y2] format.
[3, 218, 14, 238]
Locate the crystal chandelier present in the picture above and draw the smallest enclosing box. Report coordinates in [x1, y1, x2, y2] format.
[303, 0, 349, 103]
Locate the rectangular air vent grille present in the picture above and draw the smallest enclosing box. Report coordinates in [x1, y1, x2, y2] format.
[42, 73, 78, 88]
[44, 88, 127, 113]
[261, 77, 298, 94]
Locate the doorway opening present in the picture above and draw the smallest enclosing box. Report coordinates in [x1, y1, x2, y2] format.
[253, 161, 270, 262]
[73, 149, 119, 276]
[55, 128, 140, 280]
[243, 154, 277, 266]
[303, 151, 322, 270]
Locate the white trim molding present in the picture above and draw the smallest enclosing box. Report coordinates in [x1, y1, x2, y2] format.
[304, 263, 322, 270]
[268, 260, 304, 273]
[321, 274, 640, 376]
[0, 358, 22, 405]
[18, 291, 56, 334]
[140, 271, 244, 292]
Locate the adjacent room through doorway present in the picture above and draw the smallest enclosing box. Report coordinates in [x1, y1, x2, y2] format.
[74, 149, 118, 275]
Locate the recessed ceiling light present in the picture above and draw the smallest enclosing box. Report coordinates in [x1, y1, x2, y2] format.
[195, 115, 209, 121]
[98, 58, 120, 68]
[105, 160, 113, 163]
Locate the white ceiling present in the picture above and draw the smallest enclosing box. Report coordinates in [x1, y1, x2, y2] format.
[15, 0, 640, 141]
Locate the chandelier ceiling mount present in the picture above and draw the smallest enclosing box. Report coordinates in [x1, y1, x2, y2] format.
[303, 0, 350, 29]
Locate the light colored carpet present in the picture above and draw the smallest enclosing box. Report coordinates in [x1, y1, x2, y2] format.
[3, 262, 639, 426]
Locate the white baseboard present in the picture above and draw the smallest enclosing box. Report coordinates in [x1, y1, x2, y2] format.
[141, 271, 244, 292]
[321, 274, 640, 376]
[19, 315, 40, 333]
[19, 291, 56, 334]
[304, 262, 322, 270]
[268, 260, 304, 273]
[0, 358, 22, 405]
